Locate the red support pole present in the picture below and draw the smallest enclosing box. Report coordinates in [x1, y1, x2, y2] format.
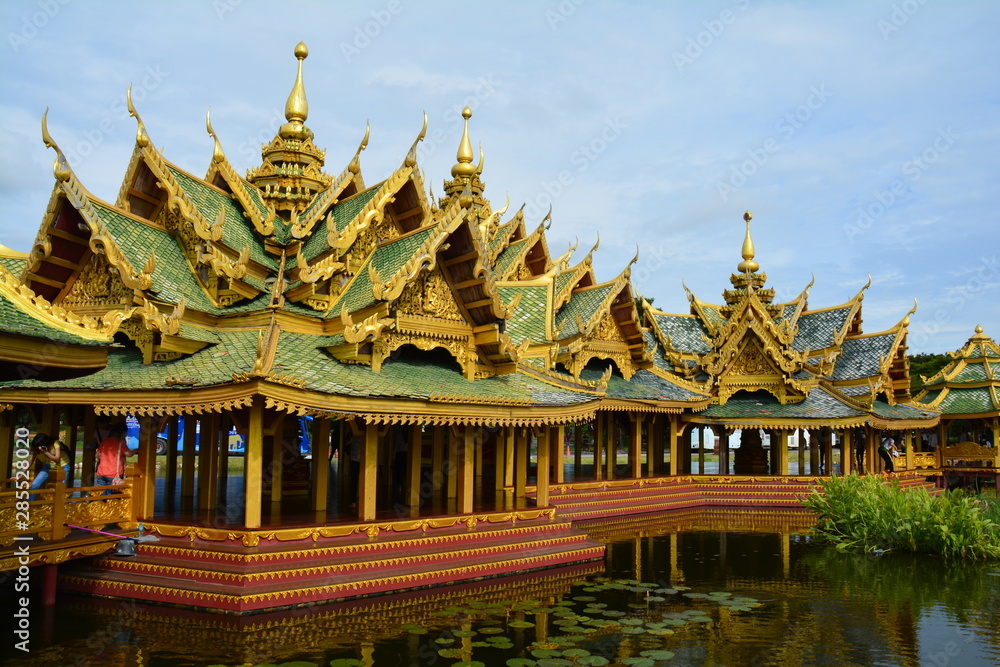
[42, 563, 58, 607]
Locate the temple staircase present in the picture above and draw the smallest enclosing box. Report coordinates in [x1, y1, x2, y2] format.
[538, 472, 938, 521]
[58, 514, 604, 614]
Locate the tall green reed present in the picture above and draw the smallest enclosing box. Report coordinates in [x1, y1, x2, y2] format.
[801, 474, 1000, 559]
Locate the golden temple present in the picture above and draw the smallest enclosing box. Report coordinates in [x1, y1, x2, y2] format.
[1, 43, 982, 613]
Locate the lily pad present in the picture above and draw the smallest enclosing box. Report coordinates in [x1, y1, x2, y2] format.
[621, 659, 655, 667]
[329, 661, 365, 667]
[454, 630, 477, 638]
[400, 624, 428, 635]
[562, 648, 591, 658]
[531, 649, 562, 659]
[641, 649, 676, 659]
[438, 648, 466, 659]
[505, 659, 536, 667]
[478, 626, 506, 635]
[453, 662, 485, 667]
[435, 637, 456, 645]
[509, 620, 535, 628]
[576, 657, 610, 666]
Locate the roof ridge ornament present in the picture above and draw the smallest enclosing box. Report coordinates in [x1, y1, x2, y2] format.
[737, 210, 758, 273]
[451, 106, 476, 179]
[280, 42, 310, 140]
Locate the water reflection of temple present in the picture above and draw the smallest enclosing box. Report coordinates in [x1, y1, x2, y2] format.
[0, 43, 960, 613]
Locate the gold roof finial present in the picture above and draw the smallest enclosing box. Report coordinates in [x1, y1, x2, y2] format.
[279, 42, 310, 140]
[976, 324, 984, 334]
[451, 106, 476, 179]
[737, 210, 759, 273]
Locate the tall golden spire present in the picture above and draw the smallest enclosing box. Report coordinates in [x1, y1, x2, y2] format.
[737, 210, 759, 273]
[451, 107, 476, 179]
[280, 42, 310, 140]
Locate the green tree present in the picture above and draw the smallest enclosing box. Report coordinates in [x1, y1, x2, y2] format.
[909, 352, 951, 394]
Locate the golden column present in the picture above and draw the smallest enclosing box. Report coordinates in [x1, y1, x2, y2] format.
[359, 421, 379, 521]
[244, 397, 264, 529]
[536, 426, 550, 508]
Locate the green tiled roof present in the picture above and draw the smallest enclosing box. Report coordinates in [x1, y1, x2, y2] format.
[792, 306, 851, 352]
[493, 238, 529, 279]
[167, 167, 273, 269]
[0, 292, 107, 346]
[580, 367, 703, 401]
[499, 284, 549, 344]
[871, 400, 937, 421]
[296, 185, 382, 265]
[651, 313, 710, 354]
[698, 304, 725, 328]
[487, 220, 519, 259]
[952, 363, 989, 383]
[935, 388, 998, 415]
[556, 285, 613, 338]
[554, 271, 576, 300]
[774, 303, 798, 322]
[0, 329, 259, 390]
[332, 227, 437, 314]
[239, 180, 270, 222]
[0, 256, 26, 275]
[831, 334, 895, 381]
[700, 387, 864, 420]
[91, 202, 219, 314]
[270, 332, 595, 406]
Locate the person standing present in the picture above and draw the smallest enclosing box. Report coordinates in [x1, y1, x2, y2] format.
[95, 423, 133, 492]
[878, 435, 896, 474]
[28, 433, 71, 500]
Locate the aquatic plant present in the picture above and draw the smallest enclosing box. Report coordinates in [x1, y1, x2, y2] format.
[802, 474, 1000, 559]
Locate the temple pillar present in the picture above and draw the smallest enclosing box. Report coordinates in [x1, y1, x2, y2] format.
[593, 416, 602, 478]
[904, 430, 914, 471]
[457, 426, 474, 514]
[244, 399, 263, 529]
[218, 413, 231, 502]
[514, 427, 528, 499]
[668, 417, 679, 476]
[164, 416, 178, 497]
[719, 431, 730, 475]
[65, 410, 79, 488]
[199, 413, 220, 511]
[134, 417, 157, 520]
[605, 415, 616, 480]
[797, 429, 807, 476]
[81, 408, 96, 486]
[841, 428, 853, 475]
[552, 426, 565, 484]
[181, 417, 197, 499]
[311, 417, 331, 513]
[447, 427, 459, 501]
[407, 424, 422, 511]
[359, 421, 378, 521]
[574, 423, 583, 480]
[432, 425, 445, 504]
[698, 427, 706, 474]
[474, 428, 483, 480]
[536, 427, 550, 508]
[629, 415, 642, 479]
[504, 427, 515, 488]
[777, 429, 790, 476]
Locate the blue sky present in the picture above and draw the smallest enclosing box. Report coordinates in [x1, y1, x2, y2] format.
[1, 0, 997, 354]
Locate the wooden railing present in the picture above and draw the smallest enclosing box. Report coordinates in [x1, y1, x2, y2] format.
[0, 466, 135, 547]
[941, 441, 998, 471]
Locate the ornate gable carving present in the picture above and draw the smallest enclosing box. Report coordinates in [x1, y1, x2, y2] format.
[397, 268, 464, 322]
[61, 253, 133, 309]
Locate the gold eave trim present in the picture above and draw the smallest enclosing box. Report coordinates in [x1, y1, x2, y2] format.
[0, 334, 108, 370]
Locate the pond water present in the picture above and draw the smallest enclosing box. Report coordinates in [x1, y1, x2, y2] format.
[2, 508, 998, 667]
